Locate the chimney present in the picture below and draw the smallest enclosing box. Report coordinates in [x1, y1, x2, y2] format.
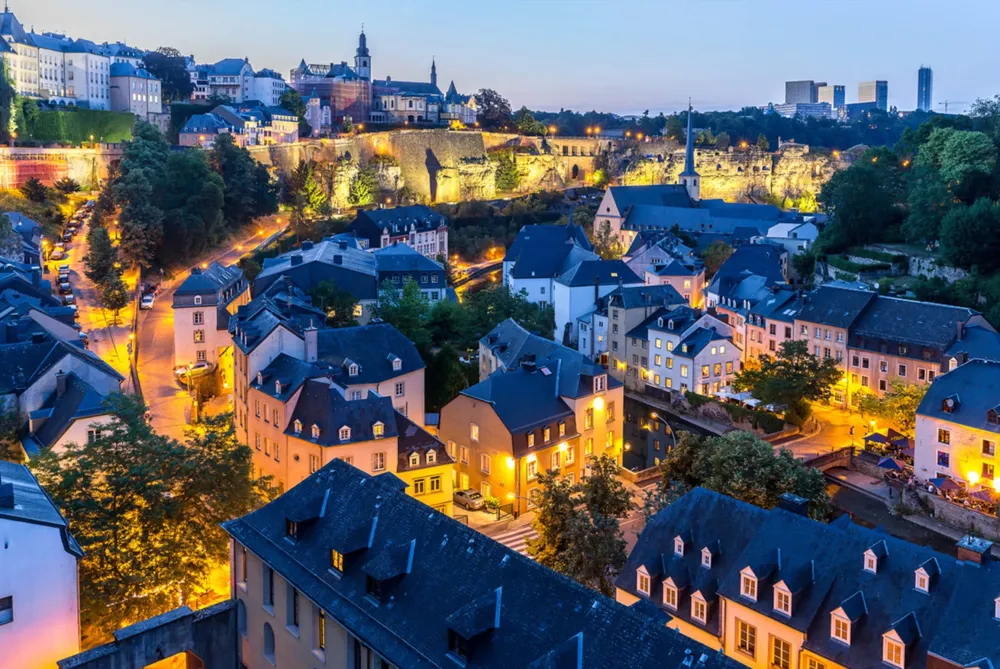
[191, 266, 202, 275]
[777, 492, 809, 516]
[594, 275, 600, 308]
[334, 255, 343, 265]
[956, 321, 965, 341]
[56, 370, 67, 397]
[301, 240, 314, 251]
[304, 325, 318, 362]
[956, 535, 993, 565]
[290, 254, 303, 266]
[0, 480, 13, 509]
[386, 75, 391, 84]
[338, 241, 348, 250]
[3, 322, 16, 343]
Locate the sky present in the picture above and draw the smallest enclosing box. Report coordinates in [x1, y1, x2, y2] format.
[20, 0, 1000, 116]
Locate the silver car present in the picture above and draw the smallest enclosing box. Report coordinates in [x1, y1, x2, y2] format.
[453, 489, 485, 511]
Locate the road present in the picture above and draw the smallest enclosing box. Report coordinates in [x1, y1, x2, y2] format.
[135, 217, 287, 442]
[776, 403, 878, 461]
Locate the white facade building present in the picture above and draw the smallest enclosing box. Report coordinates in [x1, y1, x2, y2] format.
[172, 262, 249, 370]
[645, 311, 739, 396]
[0, 461, 82, 669]
[251, 68, 287, 107]
[551, 260, 643, 344]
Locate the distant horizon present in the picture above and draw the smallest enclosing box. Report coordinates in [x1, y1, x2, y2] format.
[15, 0, 1000, 116]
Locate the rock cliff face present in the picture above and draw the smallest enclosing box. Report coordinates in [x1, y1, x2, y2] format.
[253, 130, 843, 206]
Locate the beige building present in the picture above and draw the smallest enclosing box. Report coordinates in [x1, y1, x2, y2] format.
[172, 262, 249, 372]
[109, 62, 163, 121]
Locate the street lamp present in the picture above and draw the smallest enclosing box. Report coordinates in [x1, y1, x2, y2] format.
[585, 127, 593, 136]
[594, 126, 601, 136]
[548, 125, 557, 135]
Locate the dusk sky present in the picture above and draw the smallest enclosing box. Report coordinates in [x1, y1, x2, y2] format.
[23, 0, 1000, 115]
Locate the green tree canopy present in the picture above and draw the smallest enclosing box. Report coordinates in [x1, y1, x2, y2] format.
[732, 340, 842, 425]
[30, 397, 275, 645]
[939, 198, 1000, 272]
[475, 89, 512, 129]
[701, 240, 734, 278]
[856, 381, 927, 436]
[309, 280, 358, 327]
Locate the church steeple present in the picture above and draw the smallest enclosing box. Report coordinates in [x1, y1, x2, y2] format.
[354, 26, 371, 80]
[430, 57, 437, 88]
[679, 100, 700, 201]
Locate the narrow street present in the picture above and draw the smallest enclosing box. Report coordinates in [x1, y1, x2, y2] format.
[135, 217, 287, 442]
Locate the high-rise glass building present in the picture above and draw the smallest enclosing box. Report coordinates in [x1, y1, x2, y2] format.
[858, 80, 889, 111]
[785, 80, 816, 104]
[918, 67, 933, 112]
[817, 85, 845, 111]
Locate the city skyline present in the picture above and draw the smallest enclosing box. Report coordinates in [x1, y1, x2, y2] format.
[21, 0, 1000, 115]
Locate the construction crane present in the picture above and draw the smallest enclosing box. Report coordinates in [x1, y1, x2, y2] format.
[938, 101, 968, 114]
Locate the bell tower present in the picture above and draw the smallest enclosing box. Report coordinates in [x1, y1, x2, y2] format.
[355, 28, 371, 80]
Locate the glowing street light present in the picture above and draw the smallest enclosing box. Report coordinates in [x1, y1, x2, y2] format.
[548, 125, 557, 135]
[593, 126, 601, 135]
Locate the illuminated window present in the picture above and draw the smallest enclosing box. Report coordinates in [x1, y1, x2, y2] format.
[736, 619, 756, 658]
[311, 424, 320, 439]
[373, 421, 384, 438]
[663, 583, 678, 610]
[771, 636, 791, 669]
[330, 550, 343, 574]
[741, 572, 757, 600]
[470, 423, 480, 442]
[637, 568, 650, 596]
[883, 638, 904, 668]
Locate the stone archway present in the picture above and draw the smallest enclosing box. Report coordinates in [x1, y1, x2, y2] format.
[572, 164, 580, 180]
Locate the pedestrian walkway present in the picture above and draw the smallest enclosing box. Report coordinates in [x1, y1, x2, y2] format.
[490, 525, 537, 556]
[826, 466, 892, 501]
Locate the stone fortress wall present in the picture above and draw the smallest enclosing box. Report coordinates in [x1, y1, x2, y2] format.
[246, 129, 848, 209]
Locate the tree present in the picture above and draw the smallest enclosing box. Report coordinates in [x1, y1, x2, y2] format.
[756, 133, 770, 152]
[732, 340, 841, 425]
[309, 280, 358, 327]
[526, 470, 577, 572]
[376, 279, 431, 352]
[426, 344, 470, 411]
[715, 131, 731, 150]
[790, 251, 816, 282]
[84, 225, 119, 286]
[142, 49, 195, 103]
[856, 381, 927, 436]
[903, 165, 952, 244]
[653, 431, 831, 520]
[20, 176, 49, 202]
[340, 117, 354, 134]
[701, 240, 734, 278]
[579, 453, 634, 519]
[493, 150, 520, 191]
[0, 407, 22, 462]
[475, 89, 512, 129]
[210, 133, 274, 228]
[279, 88, 311, 137]
[348, 166, 379, 207]
[591, 220, 624, 259]
[101, 272, 130, 324]
[31, 397, 274, 645]
[0, 214, 22, 262]
[54, 177, 81, 194]
[0, 58, 16, 142]
[664, 115, 685, 143]
[512, 106, 545, 136]
[940, 198, 1000, 272]
[289, 161, 329, 218]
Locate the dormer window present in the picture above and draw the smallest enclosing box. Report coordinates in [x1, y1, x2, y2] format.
[864, 550, 878, 574]
[330, 549, 344, 574]
[989, 408, 1000, 425]
[338, 426, 350, 441]
[257, 372, 263, 385]
[773, 584, 791, 616]
[701, 547, 712, 568]
[286, 519, 298, 540]
[409, 452, 420, 467]
[373, 421, 384, 438]
[883, 635, 904, 669]
[637, 567, 650, 596]
[691, 593, 707, 624]
[594, 375, 606, 392]
[311, 424, 320, 439]
[275, 380, 282, 394]
[427, 450, 436, 464]
[831, 613, 851, 645]
[915, 569, 929, 593]
[994, 595, 1000, 620]
[674, 536, 685, 556]
[392, 358, 402, 371]
[528, 433, 535, 448]
[740, 569, 758, 601]
[942, 395, 958, 413]
[667, 319, 674, 329]
[654, 580, 674, 612]
[293, 419, 302, 435]
[194, 295, 202, 305]
[349, 363, 359, 377]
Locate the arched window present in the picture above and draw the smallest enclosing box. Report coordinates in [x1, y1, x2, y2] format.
[194, 295, 202, 305]
[263, 622, 275, 663]
[312, 424, 321, 439]
[237, 599, 247, 637]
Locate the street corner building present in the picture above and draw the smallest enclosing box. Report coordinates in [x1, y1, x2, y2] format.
[220, 459, 744, 669]
[618, 487, 1000, 669]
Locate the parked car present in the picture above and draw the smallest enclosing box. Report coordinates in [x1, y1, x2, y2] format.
[78, 331, 88, 346]
[59, 264, 70, 273]
[62, 232, 73, 243]
[58, 272, 70, 284]
[58, 282, 72, 295]
[453, 489, 485, 511]
[50, 249, 65, 261]
[63, 294, 76, 306]
[140, 294, 155, 310]
[174, 361, 215, 387]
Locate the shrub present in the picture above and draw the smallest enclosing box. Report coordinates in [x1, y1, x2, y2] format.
[684, 391, 710, 409]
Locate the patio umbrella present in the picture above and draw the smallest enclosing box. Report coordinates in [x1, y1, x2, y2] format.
[864, 431, 891, 444]
[901, 447, 915, 458]
[890, 436, 913, 450]
[970, 489, 996, 503]
[929, 477, 961, 492]
[878, 457, 904, 471]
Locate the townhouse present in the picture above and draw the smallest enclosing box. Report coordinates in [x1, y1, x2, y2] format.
[0, 462, 83, 669]
[502, 223, 596, 304]
[247, 366, 452, 512]
[172, 262, 249, 371]
[914, 359, 1000, 487]
[223, 459, 741, 669]
[348, 205, 449, 259]
[623, 230, 706, 308]
[744, 289, 803, 363]
[644, 307, 740, 396]
[552, 259, 643, 344]
[447, 320, 624, 515]
[617, 487, 1000, 669]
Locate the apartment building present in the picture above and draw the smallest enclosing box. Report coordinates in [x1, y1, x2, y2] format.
[502, 223, 596, 304]
[644, 307, 740, 396]
[744, 289, 802, 363]
[348, 206, 449, 259]
[172, 262, 249, 370]
[223, 459, 741, 669]
[617, 487, 1000, 669]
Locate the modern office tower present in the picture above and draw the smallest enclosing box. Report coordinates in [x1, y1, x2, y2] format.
[817, 84, 846, 112]
[918, 66, 933, 112]
[785, 80, 816, 104]
[858, 80, 889, 111]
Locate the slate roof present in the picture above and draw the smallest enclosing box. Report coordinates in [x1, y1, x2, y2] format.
[709, 244, 786, 302]
[748, 289, 803, 324]
[505, 224, 595, 280]
[851, 295, 982, 349]
[109, 62, 157, 80]
[352, 206, 447, 237]
[555, 259, 640, 288]
[394, 412, 453, 473]
[174, 262, 243, 298]
[180, 113, 231, 135]
[223, 460, 741, 669]
[480, 319, 619, 399]
[252, 353, 328, 403]
[229, 280, 327, 355]
[946, 323, 1000, 365]
[622, 487, 1000, 669]
[916, 359, 1000, 431]
[796, 285, 876, 329]
[375, 79, 443, 99]
[463, 365, 573, 436]
[22, 373, 108, 457]
[285, 379, 398, 446]
[650, 258, 700, 277]
[608, 284, 687, 310]
[209, 57, 251, 76]
[674, 326, 730, 359]
[253, 236, 378, 299]
[314, 323, 424, 386]
[0, 10, 30, 44]
[372, 243, 445, 273]
[0, 460, 83, 557]
[608, 185, 694, 211]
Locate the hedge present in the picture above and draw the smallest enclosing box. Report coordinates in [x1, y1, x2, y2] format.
[25, 109, 135, 144]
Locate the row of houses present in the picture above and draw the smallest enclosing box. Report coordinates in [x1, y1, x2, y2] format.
[178, 101, 299, 148]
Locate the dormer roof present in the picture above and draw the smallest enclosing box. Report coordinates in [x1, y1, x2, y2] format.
[446, 586, 502, 641]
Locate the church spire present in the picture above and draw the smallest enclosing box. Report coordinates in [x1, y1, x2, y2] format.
[430, 57, 437, 88]
[679, 99, 700, 201]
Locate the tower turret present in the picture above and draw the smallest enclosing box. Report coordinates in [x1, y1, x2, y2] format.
[430, 58, 437, 88]
[354, 28, 371, 80]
